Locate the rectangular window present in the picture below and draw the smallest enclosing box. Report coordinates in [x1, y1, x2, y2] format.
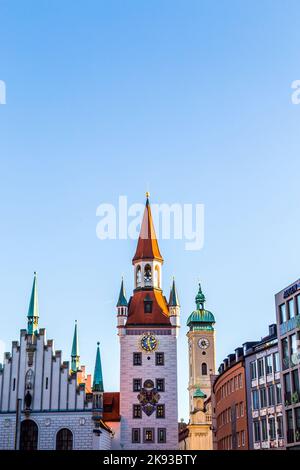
[133, 352, 142, 366]
[157, 428, 166, 443]
[290, 333, 297, 357]
[45, 377, 48, 390]
[156, 352, 164, 366]
[143, 428, 155, 443]
[241, 430, 245, 447]
[238, 374, 242, 388]
[286, 410, 294, 444]
[156, 404, 165, 418]
[235, 403, 239, 419]
[284, 373, 292, 405]
[12, 378, 16, 391]
[252, 389, 259, 410]
[132, 428, 141, 443]
[156, 378, 165, 392]
[240, 402, 244, 417]
[277, 416, 283, 438]
[279, 303, 287, 324]
[133, 378, 142, 392]
[258, 358, 264, 378]
[273, 352, 280, 373]
[250, 361, 257, 380]
[253, 421, 260, 442]
[234, 376, 238, 390]
[292, 369, 300, 399]
[265, 355, 273, 375]
[281, 338, 289, 370]
[268, 385, 275, 406]
[297, 295, 300, 316]
[276, 383, 282, 404]
[261, 417, 267, 441]
[260, 388, 267, 408]
[295, 408, 300, 442]
[269, 417, 276, 440]
[288, 298, 295, 319]
[133, 404, 142, 419]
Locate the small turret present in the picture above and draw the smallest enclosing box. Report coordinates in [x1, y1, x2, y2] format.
[168, 278, 180, 329]
[27, 272, 39, 335]
[117, 278, 128, 334]
[70, 321, 80, 373]
[92, 342, 104, 421]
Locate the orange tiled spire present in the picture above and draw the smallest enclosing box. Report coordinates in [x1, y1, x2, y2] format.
[132, 193, 163, 263]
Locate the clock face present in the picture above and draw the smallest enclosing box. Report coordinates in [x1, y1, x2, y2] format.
[198, 338, 210, 349]
[140, 333, 157, 352]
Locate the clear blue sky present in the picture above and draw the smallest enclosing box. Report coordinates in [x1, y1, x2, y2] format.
[1, 0, 300, 420]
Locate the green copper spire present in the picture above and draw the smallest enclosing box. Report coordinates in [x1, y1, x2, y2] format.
[27, 272, 39, 335]
[187, 282, 215, 330]
[71, 320, 80, 372]
[116, 278, 128, 307]
[169, 278, 180, 307]
[195, 283, 206, 309]
[93, 342, 104, 392]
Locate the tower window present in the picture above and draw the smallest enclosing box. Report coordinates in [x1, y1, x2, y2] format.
[133, 404, 142, 419]
[202, 363, 208, 375]
[133, 352, 142, 366]
[45, 377, 48, 390]
[156, 352, 165, 366]
[143, 428, 155, 443]
[156, 404, 165, 418]
[156, 378, 165, 392]
[132, 428, 141, 443]
[158, 428, 166, 443]
[133, 378, 142, 392]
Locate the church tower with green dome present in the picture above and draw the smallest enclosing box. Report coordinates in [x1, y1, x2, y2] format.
[185, 283, 216, 450]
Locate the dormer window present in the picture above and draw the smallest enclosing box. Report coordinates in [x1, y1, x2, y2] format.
[144, 295, 153, 313]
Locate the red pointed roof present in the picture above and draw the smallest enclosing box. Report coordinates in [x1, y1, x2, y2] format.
[126, 289, 171, 326]
[132, 196, 163, 263]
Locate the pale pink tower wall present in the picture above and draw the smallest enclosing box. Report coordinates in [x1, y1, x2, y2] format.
[117, 194, 180, 450]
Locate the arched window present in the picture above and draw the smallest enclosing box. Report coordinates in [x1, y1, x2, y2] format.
[202, 363, 208, 376]
[136, 265, 142, 287]
[56, 428, 73, 450]
[154, 265, 160, 288]
[144, 264, 152, 285]
[20, 419, 38, 450]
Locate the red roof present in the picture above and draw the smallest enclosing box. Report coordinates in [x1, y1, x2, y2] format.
[132, 198, 163, 263]
[126, 289, 171, 326]
[103, 392, 120, 422]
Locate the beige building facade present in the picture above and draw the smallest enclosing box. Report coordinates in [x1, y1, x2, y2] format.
[179, 284, 216, 450]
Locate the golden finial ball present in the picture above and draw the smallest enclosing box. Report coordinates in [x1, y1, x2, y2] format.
[146, 191, 150, 198]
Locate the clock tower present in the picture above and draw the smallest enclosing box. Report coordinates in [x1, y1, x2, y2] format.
[185, 283, 216, 450]
[117, 194, 180, 450]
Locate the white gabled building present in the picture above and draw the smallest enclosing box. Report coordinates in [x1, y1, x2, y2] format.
[0, 273, 118, 450]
